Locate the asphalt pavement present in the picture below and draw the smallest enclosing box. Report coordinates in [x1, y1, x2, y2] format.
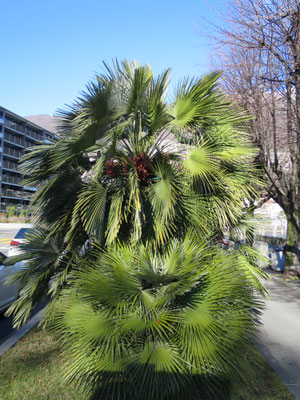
[0, 224, 27, 345]
[0, 313, 15, 344]
[0, 302, 45, 346]
[0, 230, 14, 255]
[257, 272, 300, 399]
[0, 223, 32, 256]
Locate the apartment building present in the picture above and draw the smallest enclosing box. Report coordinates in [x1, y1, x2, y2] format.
[0, 106, 56, 212]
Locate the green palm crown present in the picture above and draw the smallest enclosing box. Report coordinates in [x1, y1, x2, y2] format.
[20, 60, 259, 247]
[6, 60, 267, 399]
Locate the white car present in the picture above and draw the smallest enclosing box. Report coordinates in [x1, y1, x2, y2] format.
[8, 227, 33, 257]
[0, 251, 24, 312]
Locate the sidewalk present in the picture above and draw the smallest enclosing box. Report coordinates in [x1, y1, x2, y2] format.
[0, 222, 32, 231]
[256, 271, 300, 399]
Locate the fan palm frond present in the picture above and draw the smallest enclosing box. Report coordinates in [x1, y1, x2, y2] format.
[5, 227, 73, 328]
[9, 60, 266, 341]
[52, 235, 265, 400]
[19, 60, 261, 250]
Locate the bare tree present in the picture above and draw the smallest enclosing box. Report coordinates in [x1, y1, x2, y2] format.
[206, 0, 300, 271]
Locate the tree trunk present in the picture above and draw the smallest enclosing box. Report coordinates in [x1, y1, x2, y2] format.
[284, 212, 300, 273]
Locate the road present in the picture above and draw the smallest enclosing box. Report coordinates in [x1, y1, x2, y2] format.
[257, 273, 300, 399]
[0, 302, 45, 346]
[0, 223, 32, 256]
[0, 230, 15, 255]
[0, 224, 26, 344]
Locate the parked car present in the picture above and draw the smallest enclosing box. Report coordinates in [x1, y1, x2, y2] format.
[0, 251, 24, 312]
[8, 227, 33, 257]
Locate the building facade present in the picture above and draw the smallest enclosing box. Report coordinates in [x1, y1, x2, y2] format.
[0, 106, 56, 212]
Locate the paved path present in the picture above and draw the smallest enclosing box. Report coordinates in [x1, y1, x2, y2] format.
[257, 272, 300, 399]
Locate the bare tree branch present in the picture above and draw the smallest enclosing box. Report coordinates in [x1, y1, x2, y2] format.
[202, 0, 300, 269]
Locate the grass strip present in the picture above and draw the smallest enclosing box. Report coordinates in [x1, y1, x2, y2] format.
[0, 327, 295, 400]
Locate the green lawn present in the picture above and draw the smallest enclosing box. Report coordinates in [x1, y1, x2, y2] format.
[0, 327, 295, 400]
[0, 328, 84, 400]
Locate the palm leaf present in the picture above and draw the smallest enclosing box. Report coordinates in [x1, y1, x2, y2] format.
[74, 182, 107, 242]
[52, 236, 265, 400]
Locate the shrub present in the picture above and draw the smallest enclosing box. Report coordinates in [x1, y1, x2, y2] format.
[20, 209, 30, 218]
[6, 206, 17, 218]
[53, 237, 265, 400]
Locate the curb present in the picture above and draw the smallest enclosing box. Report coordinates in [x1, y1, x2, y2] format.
[0, 308, 44, 357]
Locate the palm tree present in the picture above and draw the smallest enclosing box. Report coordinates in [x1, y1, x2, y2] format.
[5, 60, 267, 398]
[21, 60, 259, 244]
[53, 234, 265, 400]
[7, 60, 264, 328]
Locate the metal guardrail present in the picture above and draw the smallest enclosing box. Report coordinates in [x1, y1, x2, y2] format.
[2, 176, 22, 185]
[4, 133, 25, 147]
[3, 146, 23, 159]
[4, 119, 44, 141]
[1, 189, 33, 199]
[2, 160, 20, 172]
[5, 119, 25, 134]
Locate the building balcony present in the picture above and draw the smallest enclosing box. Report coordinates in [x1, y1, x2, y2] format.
[2, 178, 23, 186]
[1, 195, 24, 201]
[1, 189, 33, 200]
[5, 119, 26, 135]
[25, 127, 43, 141]
[3, 137, 25, 148]
[3, 148, 23, 159]
[2, 159, 20, 171]
[2, 169, 22, 175]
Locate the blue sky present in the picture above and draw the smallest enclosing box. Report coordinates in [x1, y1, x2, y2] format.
[0, 0, 225, 117]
